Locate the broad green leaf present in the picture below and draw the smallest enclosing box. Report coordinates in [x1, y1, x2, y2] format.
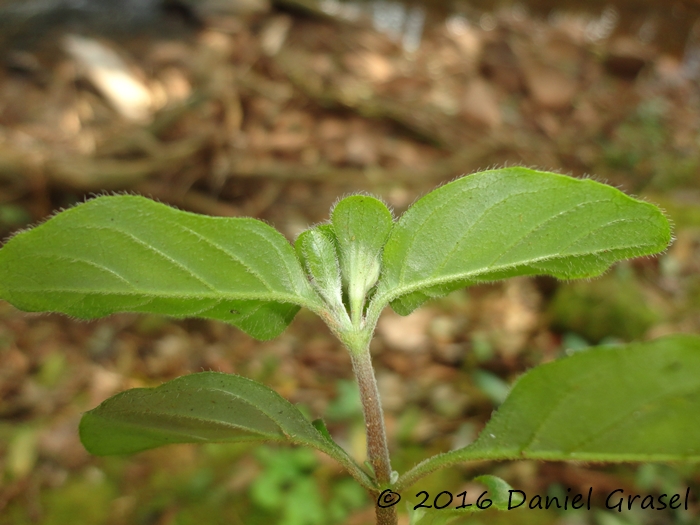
[466, 335, 700, 461]
[331, 195, 393, 320]
[80, 372, 374, 488]
[376, 168, 671, 315]
[397, 335, 700, 490]
[0, 196, 323, 340]
[295, 226, 346, 319]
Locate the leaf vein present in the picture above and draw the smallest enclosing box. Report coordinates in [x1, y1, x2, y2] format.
[241, 223, 300, 294]
[429, 188, 547, 279]
[397, 176, 503, 284]
[382, 241, 660, 304]
[76, 225, 219, 292]
[490, 198, 610, 267]
[39, 253, 136, 289]
[166, 221, 274, 292]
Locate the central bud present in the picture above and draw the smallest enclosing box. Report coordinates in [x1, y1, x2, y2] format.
[296, 195, 393, 330]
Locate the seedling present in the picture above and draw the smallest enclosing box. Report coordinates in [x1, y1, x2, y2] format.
[1, 167, 698, 525]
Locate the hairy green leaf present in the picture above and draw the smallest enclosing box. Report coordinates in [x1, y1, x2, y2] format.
[397, 335, 700, 490]
[332, 195, 393, 288]
[331, 195, 393, 321]
[80, 372, 374, 488]
[0, 196, 323, 339]
[295, 226, 346, 319]
[376, 168, 671, 315]
[466, 335, 700, 461]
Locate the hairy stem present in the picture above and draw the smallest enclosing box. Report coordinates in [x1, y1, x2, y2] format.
[349, 345, 397, 525]
[375, 501, 398, 525]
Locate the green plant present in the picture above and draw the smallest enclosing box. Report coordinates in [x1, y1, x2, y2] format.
[1, 167, 697, 525]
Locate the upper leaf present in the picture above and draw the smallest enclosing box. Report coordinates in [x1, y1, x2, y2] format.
[295, 225, 346, 322]
[80, 371, 374, 489]
[375, 168, 671, 315]
[397, 335, 700, 490]
[0, 196, 322, 339]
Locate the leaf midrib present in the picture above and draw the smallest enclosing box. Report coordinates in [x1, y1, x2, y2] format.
[8, 287, 315, 308]
[443, 197, 610, 275]
[90, 409, 286, 441]
[374, 240, 662, 308]
[426, 211, 656, 285]
[101, 386, 311, 439]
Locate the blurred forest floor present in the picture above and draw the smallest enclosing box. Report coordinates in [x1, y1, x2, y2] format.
[1, 0, 700, 524]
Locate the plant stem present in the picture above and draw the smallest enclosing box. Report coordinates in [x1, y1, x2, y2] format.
[349, 345, 397, 525]
[374, 501, 398, 525]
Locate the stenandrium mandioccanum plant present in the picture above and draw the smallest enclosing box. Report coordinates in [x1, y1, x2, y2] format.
[1, 167, 699, 525]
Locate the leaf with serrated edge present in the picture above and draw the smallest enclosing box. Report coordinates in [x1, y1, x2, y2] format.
[397, 335, 700, 490]
[80, 372, 374, 488]
[375, 168, 671, 315]
[0, 196, 323, 340]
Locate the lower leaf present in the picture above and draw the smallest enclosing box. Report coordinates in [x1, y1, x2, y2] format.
[397, 335, 700, 490]
[465, 334, 700, 462]
[80, 371, 375, 489]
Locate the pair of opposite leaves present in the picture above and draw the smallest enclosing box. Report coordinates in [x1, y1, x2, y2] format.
[3, 167, 697, 476]
[0, 168, 670, 340]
